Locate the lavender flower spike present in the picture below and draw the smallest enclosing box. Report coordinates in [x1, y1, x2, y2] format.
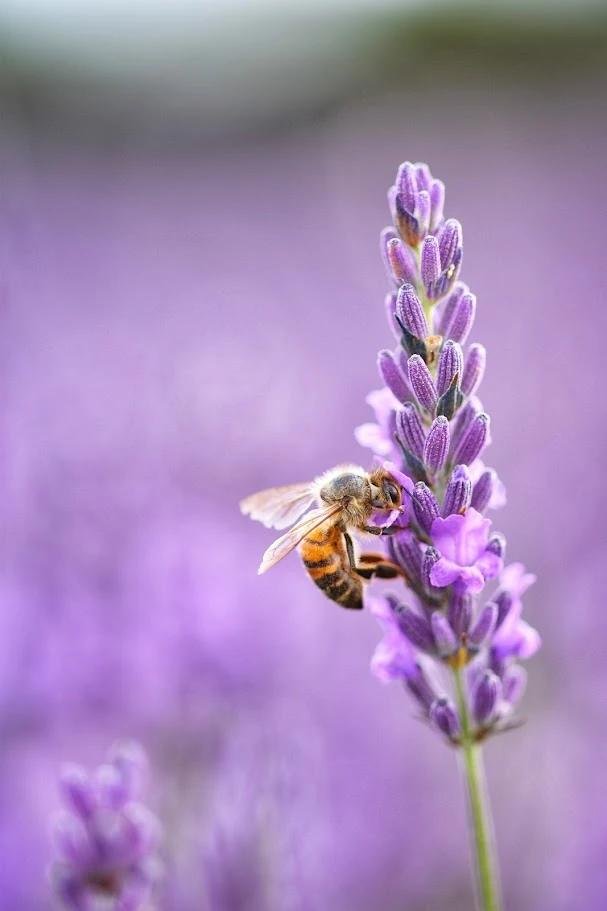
[49, 741, 162, 911]
[357, 161, 541, 910]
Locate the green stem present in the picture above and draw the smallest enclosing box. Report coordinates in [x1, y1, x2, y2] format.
[453, 668, 503, 911]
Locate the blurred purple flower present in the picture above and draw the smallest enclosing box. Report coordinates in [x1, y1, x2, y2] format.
[368, 594, 418, 683]
[49, 741, 162, 910]
[492, 564, 541, 660]
[354, 387, 401, 462]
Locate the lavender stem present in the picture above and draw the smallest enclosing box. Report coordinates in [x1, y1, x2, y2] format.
[453, 668, 502, 911]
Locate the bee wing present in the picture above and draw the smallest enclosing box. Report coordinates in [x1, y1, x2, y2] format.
[258, 503, 342, 574]
[240, 483, 316, 530]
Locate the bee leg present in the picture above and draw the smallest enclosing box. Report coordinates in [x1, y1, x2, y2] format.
[362, 525, 400, 536]
[343, 532, 358, 570]
[344, 532, 377, 580]
[356, 553, 405, 580]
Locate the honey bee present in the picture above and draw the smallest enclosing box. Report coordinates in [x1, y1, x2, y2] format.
[240, 464, 407, 610]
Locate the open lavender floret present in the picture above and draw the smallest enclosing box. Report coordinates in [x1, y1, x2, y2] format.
[359, 162, 540, 743]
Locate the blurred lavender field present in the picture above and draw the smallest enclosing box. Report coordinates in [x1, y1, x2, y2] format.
[0, 5, 606, 909]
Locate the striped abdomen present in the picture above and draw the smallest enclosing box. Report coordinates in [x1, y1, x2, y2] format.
[299, 521, 363, 610]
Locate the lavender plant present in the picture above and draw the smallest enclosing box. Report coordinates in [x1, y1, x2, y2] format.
[356, 162, 541, 910]
[49, 741, 162, 911]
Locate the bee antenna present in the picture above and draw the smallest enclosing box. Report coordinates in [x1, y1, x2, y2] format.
[399, 483, 424, 510]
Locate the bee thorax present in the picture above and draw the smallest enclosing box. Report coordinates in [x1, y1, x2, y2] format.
[320, 472, 370, 503]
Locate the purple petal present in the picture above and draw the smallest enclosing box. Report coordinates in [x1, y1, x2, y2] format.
[430, 509, 491, 566]
[476, 550, 503, 581]
[354, 422, 393, 457]
[454, 566, 486, 594]
[429, 557, 460, 588]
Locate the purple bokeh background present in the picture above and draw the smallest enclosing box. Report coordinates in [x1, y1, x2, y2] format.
[1, 61, 606, 910]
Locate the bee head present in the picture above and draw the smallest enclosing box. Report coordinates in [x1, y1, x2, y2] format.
[368, 469, 403, 510]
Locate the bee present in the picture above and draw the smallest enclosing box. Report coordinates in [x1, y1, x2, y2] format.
[240, 464, 407, 610]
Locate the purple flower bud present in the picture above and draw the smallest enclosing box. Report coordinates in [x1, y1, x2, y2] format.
[421, 236, 441, 295]
[396, 284, 429, 339]
[436, 340, 464, 397]
[489, 651, 507, 678]
[471, 467, 506, 513]
[406, 664, 438, 712]
[424, 416, 450, 473]
[413, 485, 440, 536]
[415, 162, 432, 192]
[494, 590, 513, 628]
[95, 763, 130, 812]
[453, 412, 491, 465]
[437, 283, 466, 337]
[390, 531, 422, 582]
[395, 403, 425, 460]
[439, 219, 463, 270]
[443, 464, 472, 516]
[461, 343, 486, 397]
[380, 226, 399, 269]
[387, 184, 398, 221]
[430, 697, 461, 739]
[486, 533, 506, 560]
[59, 765, 96, 820]
[385, 235, 417, 285]
[421, 545, 441, 590]
[430, 612, 457, 658]
[502, 665, 527, 706]
[108, 741, 149, 799]
[384, 292, 401, 341]
[396, 198, 421, 248]
[468, 602, 498, 650]
[397, 606, 435, 653]
[408, 355, 438, 412]
[472, 670, 502, 725]
[417, 190, 431, 240]
[396, 161, 418, 213]
[445, 291, 476, 345]
[447, 590, 473, 637]
[429, 179, 445, 233]
[52, 812, 94, 868]
[378, 350, 412, 404]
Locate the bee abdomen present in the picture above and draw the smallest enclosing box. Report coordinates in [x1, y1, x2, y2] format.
[300, 525, 364, 610]
[307, 565, 364, 610]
